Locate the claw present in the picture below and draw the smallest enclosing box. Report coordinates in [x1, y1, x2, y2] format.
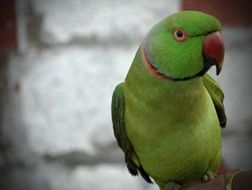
[202, 171, 216, 183]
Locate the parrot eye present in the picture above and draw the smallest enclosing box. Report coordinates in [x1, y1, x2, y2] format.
[173, 29, 188, 42]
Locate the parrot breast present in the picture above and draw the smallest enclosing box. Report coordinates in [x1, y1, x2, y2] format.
[123, 50, 222, 184]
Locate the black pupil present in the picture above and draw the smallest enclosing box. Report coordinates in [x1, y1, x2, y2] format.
[176, 30, 184, 38]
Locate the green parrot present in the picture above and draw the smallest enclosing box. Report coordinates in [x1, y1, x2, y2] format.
[111, 11, 226, 190]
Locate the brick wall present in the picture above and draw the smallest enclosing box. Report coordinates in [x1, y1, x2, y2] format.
[0, 0, 17, 59]
[182, 0, 252, 26]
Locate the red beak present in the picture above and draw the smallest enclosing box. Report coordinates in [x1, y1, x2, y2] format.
[203, 31, 225, 75]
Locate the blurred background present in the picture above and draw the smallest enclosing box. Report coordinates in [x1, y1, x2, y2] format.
[0, 0, 252, 189]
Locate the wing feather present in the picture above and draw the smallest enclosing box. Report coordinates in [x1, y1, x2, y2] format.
[111, 83, 152, 183]
[203, 74, 226, 128]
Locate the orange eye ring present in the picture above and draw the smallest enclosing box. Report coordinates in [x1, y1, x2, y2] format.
[173, 29, 188, 42]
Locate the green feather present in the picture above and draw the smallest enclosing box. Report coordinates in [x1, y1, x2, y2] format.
[112, 11, 225, 189]
[203, 74, 226, 127]
[124, 49, 221, 185]
[112, 83, 153, 183]
[144, 11, 221, 80]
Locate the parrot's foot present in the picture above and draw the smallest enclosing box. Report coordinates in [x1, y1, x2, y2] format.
[164, 182, 181, 190]
[201, 171, 216, 183]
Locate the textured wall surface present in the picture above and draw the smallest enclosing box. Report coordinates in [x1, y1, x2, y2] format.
[182, 0, 252, 26]
[1, 0, 178, 190]
[0, 0, 252, 190]
[0, 0, 17, 58]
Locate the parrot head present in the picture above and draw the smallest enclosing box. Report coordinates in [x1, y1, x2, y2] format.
[141, 11, 224, 81]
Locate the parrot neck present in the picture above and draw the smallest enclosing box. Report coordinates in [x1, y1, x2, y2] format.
[125, 48, 206, 100]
